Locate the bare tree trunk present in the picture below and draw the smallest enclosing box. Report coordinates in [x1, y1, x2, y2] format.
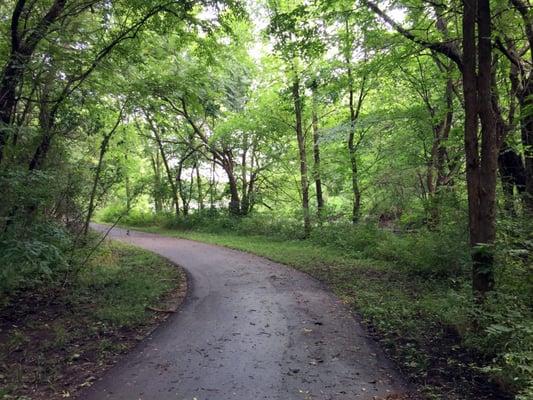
[0, 62, 20, 163]
[125, 174, 132, 212]
[344, 19, 367, 224]
[427, 75, 454, 227]
[187, 166, 195, 212]
[28, 81, 57, 171]
[476, 0, 499, 296]
[292, 74, 311, 237]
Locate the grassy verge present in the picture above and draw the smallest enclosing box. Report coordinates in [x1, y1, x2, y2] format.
[119, 223, 516, 400]
[0, 239, 184, 400]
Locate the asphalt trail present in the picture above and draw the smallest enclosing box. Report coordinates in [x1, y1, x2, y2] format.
[79, 224, 408, 400]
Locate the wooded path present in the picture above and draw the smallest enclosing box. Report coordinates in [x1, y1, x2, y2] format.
[80, 225, 408, 400]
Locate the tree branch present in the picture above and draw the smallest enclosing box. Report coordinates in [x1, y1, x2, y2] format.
[363, 0, 463, 70]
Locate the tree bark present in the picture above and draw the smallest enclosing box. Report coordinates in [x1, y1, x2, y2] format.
[292, 74, 311, 237]
[517, 82, 533, 212]
[177, 163, 188, 216]
[509, 0, 533, 212]
[146, 114, 180, 217]
[209, 160, 216, 210]
[83, 111, 123, 235]
[195, 161, 204, 211]
[427, 74, 454, 227]
[347, 67, 366, 224]
[462, 0, 498, 299]
[150, 152, 163, 213]
[227, 165, 241, 216]
[498, 144, 526, 214]
[311, 84, 324, 220]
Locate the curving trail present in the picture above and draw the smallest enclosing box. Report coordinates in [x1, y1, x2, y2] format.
[79, 224, 408, 400]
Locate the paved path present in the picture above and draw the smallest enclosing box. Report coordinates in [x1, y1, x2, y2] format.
[79, 224, 408, 400]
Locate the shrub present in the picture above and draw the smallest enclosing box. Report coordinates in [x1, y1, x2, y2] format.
[0, 222, 72, 295]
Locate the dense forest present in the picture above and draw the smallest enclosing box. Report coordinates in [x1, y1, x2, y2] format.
[0, 0, 532, 399]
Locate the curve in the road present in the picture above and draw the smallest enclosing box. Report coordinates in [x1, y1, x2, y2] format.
[79, 224, 409, 400]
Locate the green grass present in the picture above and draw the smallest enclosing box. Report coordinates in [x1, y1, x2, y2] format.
[74, 240, 180, 326]
[0, 239, 181, 400]
[119, 223, 522, 400]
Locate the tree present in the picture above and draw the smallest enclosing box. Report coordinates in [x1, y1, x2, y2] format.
[364, 0, 504, 298]
[268, 1, 325, 236]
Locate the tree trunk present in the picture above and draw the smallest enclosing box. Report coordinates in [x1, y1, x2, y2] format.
[28, 84, 56, 171]
[346, 66, 365, 224]
[83, 111, 122, 235]
[311, 85, 324, 220]
[125, 174, 132, 212]
[209, 160, 216, 210]
[498, 144, 526, 214]
[0, 62, 19, 164]
[177, 163, 188, 216]
[148, 116, 180, 217]
[227, 169, 241, 216]
[463, 0, 498, 299]
[195, 162, 204, 211]
[240, 143, 249, 215]
[348, 134, 361, 224]
[509, 0, 533, 212]
[150, 152, 163, 213]
[427, 75, 454, 227]
[364, 0, 499, 300]
[476, 0, 499, 295]
[518, 82, 533, 212]
[292, 75, 311, 237]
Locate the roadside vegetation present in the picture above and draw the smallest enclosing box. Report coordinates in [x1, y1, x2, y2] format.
[0, 238, 183, 400]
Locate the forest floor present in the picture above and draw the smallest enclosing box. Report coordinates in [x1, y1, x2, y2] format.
[116, 223, 513, 400]
[0, 239, 186, 400]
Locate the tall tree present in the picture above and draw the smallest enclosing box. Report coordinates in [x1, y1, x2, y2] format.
[365, 0, 502, 298]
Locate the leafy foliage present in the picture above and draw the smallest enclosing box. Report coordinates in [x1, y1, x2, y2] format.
[0, 0, 531, 398]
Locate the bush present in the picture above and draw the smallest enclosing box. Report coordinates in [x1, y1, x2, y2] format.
[463, 293, 533, 399]
[0, 222, 72, 295]
[373, 227, 470, 278]
[309, 223, 388, 257]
